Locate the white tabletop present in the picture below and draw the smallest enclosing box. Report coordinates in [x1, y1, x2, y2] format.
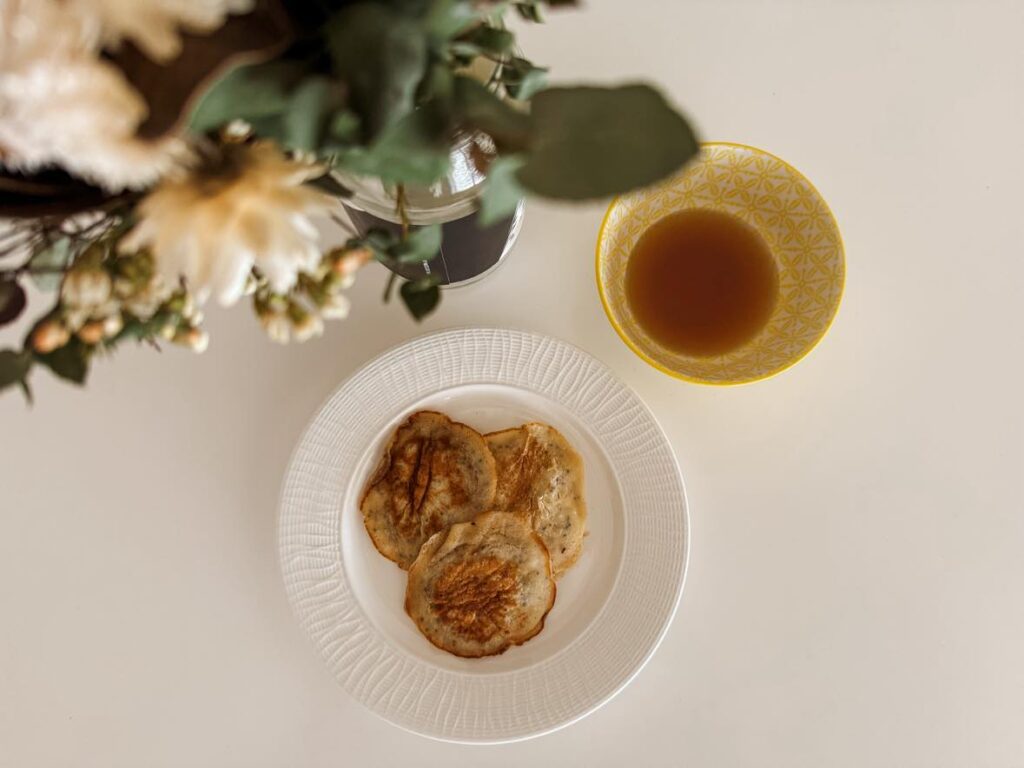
[3, 1, 1023, 765]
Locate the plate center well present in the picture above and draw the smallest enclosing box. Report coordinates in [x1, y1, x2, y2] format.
[340, 383, 627, 674]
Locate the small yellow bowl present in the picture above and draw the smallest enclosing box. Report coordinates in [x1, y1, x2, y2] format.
[596, 142, 845, 385]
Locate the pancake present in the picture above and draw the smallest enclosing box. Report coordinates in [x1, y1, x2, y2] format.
[405, 511, 556, 657]
[361, 411, 497, 569]
[485, 423, 587, 577]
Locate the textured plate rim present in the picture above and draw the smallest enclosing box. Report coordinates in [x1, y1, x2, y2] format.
[278, 327, 690, 743]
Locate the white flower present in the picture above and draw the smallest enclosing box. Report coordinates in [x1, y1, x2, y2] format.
[0, 0, 189, 191]
[332, 247, 372, 279]
[261, 313, 290, 344]
[69, 0, 254, 62]
[123, 276, 170, 319]
[31, 319, 70, 353]
[61, 269, 112, 309]
[189, 329, 210, 353]
[121, 142, 337, 306]
[102, 313, 124, 337]
[222, 119, 253, 142]
[77, 320, 106, 345]
[174, 326, 209, 353]
[292, 312, 324, 342]
[320, 293, 351, 320]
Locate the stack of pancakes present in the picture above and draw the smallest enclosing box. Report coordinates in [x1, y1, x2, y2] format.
[360, 410, 587, 658]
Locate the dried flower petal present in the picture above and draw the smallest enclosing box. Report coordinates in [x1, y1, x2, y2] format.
[122, 142, 336, 306]
[0, 0, 189, 190]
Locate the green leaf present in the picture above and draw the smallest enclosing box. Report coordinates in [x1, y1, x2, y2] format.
[0, 281, 27, 326]
[362, 228, 401, 259]
[516, 84, 699, 199]
[27, 238, 71, 291]
[114, 311, 177, 344]
[189, 60, 307, 134]
[399, 278, 440, 320]
[0, 348, 32, 395]
[336, 108, 451, 185]
[327, 3, 429, 139]
[460, 25, 514, 55]
[513, 0, 576, 22]
[35, 337, 90, 385]
[283, 76, 347, 151]
[425, 0, 479, 42]
[515, 2, 544, 22]
[501, 58, 548, 100]
[306, 172, 352, 198]
[418, 61, 455, 107]
[394, 224, 442, 263]
[18, 378, 32, 404]
[452, 76, 531, 150]
[328, 111, 361, 143]
[478, 155, 526, 225]
[382, 270, 398, 303]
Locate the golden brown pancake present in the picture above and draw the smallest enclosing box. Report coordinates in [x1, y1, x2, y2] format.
[361, 411, 497, 569]
[405, 511, 556, 657]
[485, 423, 587, 577]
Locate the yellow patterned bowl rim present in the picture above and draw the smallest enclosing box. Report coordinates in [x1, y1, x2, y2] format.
[595, 141, 846, 386]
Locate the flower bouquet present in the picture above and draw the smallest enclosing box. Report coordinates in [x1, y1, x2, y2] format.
[0, 0, 698, 400]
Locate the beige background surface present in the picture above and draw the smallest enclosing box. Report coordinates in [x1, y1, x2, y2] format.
[2, 1, 1023, 765]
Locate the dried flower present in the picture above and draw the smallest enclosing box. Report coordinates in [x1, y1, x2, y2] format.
[123, 277, 171, 319]
[121, 142, 336, 306]
[77, 320, 106, 345]
[31, 319, 71, 353]
[331, 246, 373, 279]
[261, 313, 290, 344]
[0, 0, 189, 191]
[221, 119, 253, 142]
[69, 0, 254, 62]
[292, 312, 324, 342]
[174, 326, 209, 353]
[320, 293, 351, 320]
[61, 269, 112, 310]
[102, 313, 124, 338]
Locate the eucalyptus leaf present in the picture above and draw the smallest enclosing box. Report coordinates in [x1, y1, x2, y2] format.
[419, 62, 455, 107]
[0, 281, 27, 326]
[328, 111, 361, 143]
[327, 3, 429, 139]
[35, 337, 89, 385]
[399, 278, 440, 320]
[394, 224, 442, 263]
[460, 25, 514, 55]
[115, 312, 174, 344]
[190, 60, 306, 134]
[452, 76, 531, 150]
[513, 0, 577, 22]
[283, 76, 346, 151]
[336, 108, 451, 185]
[425, 0, 479, 42]
[516, 84, 699, 199]
[306, 172, 352, 198]
[501, 58, 548, 100]
[28, 238, 71, 291]
[362, 228, 401, 259]
[0, 348, 32, 393]
[514, 2, 543, 22]
[479, 155, 526, 225]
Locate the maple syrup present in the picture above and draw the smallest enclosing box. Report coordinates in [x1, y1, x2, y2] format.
[625, 209, 778, 357]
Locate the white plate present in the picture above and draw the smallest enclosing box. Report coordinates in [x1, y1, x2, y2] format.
[278, 328, 689, 743]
